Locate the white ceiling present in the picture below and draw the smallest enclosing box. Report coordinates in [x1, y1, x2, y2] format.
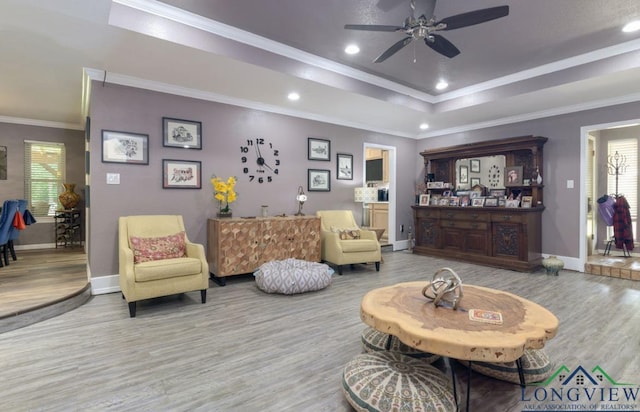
[1, 0, 640, 138]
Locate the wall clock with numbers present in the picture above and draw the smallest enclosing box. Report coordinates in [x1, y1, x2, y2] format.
[240, 138, 280, 183]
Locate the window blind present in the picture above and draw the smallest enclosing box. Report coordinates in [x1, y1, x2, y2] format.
[24, 141, 66, 216]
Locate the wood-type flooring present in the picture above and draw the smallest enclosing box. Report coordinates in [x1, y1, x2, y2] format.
[0, 250, 639, 411]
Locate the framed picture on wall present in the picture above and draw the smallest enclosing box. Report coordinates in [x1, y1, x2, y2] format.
[101, 130, 149, 165]
[308, 137, 330, 161]
[0, 145, 7, 180]
[162, 159, 202, 189]
[459, 165, 469, 183]
[470, 159, 481, 173]
[163, 117, 202, 149]
[308, 169, 331, 191]
[336, 153, 353, 180]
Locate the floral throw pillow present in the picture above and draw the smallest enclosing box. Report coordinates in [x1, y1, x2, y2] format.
[330, 226, 361, 240]
[130, 231, 186, 263]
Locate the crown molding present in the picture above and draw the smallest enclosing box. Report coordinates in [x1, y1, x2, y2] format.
[0, 115, 82, 131]
[419, 91, 640, 139]
[85, 68, 416, 139]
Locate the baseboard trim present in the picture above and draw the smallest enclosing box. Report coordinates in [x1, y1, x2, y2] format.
[91, 275, 121, 295]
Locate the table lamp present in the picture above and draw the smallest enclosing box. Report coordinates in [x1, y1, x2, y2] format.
[295, 186, 307, 216]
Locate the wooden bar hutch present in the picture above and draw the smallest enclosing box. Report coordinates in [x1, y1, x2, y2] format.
[412, 135, 547, 272]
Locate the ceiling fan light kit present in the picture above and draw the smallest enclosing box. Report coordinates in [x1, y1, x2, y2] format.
[345, 0, 509, 62]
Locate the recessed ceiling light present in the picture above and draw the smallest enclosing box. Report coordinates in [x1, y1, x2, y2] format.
[435, 80, 449, 90]
[345, 44, 360, 55]
[623, 20, 640, 33]
[419, 123, 429, 130]
[287, 92, 300, 101]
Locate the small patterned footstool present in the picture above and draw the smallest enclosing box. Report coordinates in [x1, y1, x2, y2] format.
[458, 348, 554, 384]
[342, 351, 457, 412]
[254, 259, 333, 294]
[361, 327, 441, 363]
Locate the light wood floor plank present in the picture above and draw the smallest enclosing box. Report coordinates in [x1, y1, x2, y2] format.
[1, 251, 639, 411]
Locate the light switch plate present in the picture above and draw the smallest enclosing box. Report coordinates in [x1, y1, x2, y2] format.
[567, 179, 574, 189]
[107, 173, 120, 185]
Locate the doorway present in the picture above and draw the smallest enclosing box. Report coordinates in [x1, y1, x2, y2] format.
[363, 143, 396, 248]
[580, 119, 640, 268]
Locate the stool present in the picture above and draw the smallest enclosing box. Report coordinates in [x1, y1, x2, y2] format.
[342, 351, 456, 412]
[361, 327, 440, 363]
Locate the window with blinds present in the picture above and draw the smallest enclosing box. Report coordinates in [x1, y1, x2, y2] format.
[24, 141, 66, 217]
[607, 138, 638, 237]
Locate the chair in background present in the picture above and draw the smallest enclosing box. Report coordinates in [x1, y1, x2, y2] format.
[7, 199, 28, 261]
[0, 200, 19, 267]
[316, 210, 381, 275]
[118, 215, 209, 317]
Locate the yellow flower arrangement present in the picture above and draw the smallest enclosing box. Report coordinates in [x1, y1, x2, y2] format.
[211, 176, 237, 213]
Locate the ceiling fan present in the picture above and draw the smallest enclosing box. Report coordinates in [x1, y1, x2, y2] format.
[345, 0, 509, 62]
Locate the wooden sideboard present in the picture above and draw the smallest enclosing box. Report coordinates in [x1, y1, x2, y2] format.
[413, 205, 543, 272]
[207, 216, 321, 285]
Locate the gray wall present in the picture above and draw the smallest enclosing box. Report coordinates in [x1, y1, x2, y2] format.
[0, 122, 85, 246]
[88, 82, 417, 277]
[417, 101, 640, 260]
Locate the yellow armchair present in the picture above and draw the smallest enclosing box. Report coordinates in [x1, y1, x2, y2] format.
[119, 215, 209, 317]
[316, 210, 381, 275]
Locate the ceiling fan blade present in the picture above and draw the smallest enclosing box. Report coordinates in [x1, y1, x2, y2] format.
[374, 37, 413, 63]
[424, 34, 460, 58]
[344, 24, 402, 32]
[437, 5, 509, 31]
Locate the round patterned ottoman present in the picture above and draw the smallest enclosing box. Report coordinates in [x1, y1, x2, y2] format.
[361, 327, 441, 363]
[253, 259, 333, 294]
[342, 351, 456, 412]
[459, 349, 554, 384]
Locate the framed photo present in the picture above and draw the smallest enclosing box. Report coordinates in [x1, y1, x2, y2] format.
[101, 130, 149, 165]
[506, 199, 521, 208]
[498, 197, 506, 207]
[308, 169, 330, 191]
[521, 196, 533, 208]
[336, 153, 353, 180]
[470, 159, 481, 173]
[459, 165, 469, 183]
[460, 195, 470, 207]
[438, 197, 449, 206]
[490, 189, 506, 197]
[470, 177, 481, 187]
[419, 194, 430, 206]
[484, 197, 499, 207]
[505, 166, 523, 187]
[308, 137, 330, 161]
[449, 196, 459, 207]
[429, 195, 440, 206]
[471, 197, 485, 207]
[470, 191, 482, 199]
[162, 159, 201, 189]
[163, 117, 202, 149]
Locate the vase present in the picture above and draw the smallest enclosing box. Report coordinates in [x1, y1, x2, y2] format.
[59, 183, 81, 210]
[217, 211, 232, 218]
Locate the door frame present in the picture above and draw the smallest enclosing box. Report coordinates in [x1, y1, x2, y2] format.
[363, 142, 397, 248]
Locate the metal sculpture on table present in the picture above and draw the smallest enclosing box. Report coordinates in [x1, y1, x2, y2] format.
[421, 267, 463, 310]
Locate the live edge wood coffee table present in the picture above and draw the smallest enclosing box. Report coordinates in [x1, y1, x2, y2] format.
[360, 281, 559, 410]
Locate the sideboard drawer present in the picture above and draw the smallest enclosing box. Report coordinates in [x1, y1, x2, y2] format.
[442, 210, 490, 222]
[491, 212, 525, 223]
[441, 220, 488, 230]
[416, 208, 440, 219]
